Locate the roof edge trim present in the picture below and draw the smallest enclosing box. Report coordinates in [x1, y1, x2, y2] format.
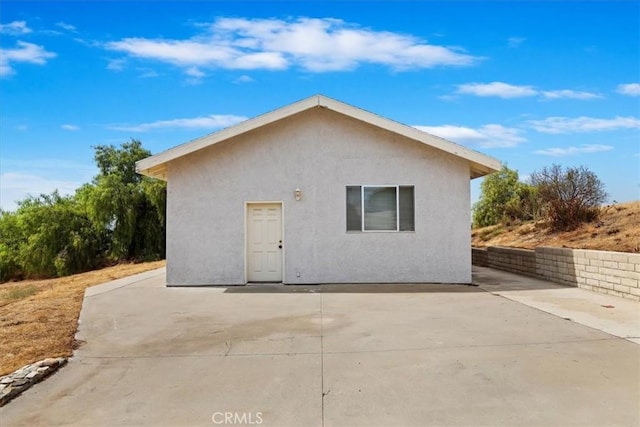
[136, 94, 501, 180]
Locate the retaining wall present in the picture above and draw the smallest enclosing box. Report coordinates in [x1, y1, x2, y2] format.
[472, 246, 640, 301]
[486, 246, 537, 277]
[471, 247, 488, 267]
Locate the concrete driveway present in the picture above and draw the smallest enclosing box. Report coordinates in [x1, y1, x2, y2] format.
[2, 267, 638, 427]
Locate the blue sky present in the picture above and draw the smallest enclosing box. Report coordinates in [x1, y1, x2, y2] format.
[1, 1, 639, 211]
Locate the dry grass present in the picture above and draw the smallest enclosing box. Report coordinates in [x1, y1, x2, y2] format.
[472, 200, 640, 253]
[0, 260, 165, 376]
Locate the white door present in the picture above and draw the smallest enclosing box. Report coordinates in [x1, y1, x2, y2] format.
[247, 203, 283, 282]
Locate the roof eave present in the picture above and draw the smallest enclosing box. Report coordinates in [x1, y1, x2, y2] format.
[136, 94, 501, 180]
[317, 95, 500, 178]
[135, 96, 321, 180]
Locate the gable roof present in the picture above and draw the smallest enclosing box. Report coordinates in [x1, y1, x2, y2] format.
[136, 94, 500, 180]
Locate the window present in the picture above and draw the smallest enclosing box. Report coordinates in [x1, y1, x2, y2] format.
[346, 185, 415, 232]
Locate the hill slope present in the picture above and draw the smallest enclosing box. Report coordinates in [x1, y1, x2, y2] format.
[0, 260, 166, 376]
[471, 201, 640, 253]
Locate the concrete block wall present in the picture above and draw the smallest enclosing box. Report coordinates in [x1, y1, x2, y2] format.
[471, 247, 488, 267]
[472, 246, 640, 301]
[535, 247, 576, 286]
[535, 247, 640, 301]
[487, 246, 537, 277]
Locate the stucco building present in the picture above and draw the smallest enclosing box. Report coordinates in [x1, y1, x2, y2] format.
[136, 95, 500, 285]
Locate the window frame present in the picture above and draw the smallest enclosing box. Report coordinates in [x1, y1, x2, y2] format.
[346, 185, 415, 233]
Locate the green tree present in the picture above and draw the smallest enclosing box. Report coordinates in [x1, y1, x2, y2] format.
[0, 140, 165, 282]
[0, 192, 107, 280]
[530, 164, 607, 231]
[473, 165, 537, 227]
[78, 139, 166, 261]
[0, 209, 24, 281]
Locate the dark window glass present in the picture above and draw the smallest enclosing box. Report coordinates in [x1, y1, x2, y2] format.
[346, 186, 362, 231]
[399, 186, 415, 231]
[363, 187, 397, 231]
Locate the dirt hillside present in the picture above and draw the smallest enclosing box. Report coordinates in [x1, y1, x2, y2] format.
[471, 201, 640, 253]
[0, 260, 166, 376]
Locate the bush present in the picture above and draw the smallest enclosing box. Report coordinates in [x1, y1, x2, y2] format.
[530, 164, 607, 231]
[473, 165, 538, 227]
[1, 193, 108, 280]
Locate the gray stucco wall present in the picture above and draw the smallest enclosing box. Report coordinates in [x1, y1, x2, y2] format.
[166, 108, 471, 285]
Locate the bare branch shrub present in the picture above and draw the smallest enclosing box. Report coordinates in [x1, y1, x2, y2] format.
[530, 164, 607, 231]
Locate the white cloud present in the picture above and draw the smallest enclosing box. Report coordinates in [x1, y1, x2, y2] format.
[185, 67, 205, 78]
[0, 21, 32, 35]
[110, 114, 248, 132]
[0, 41, 56, 76]
[105, 17, 480, 73]
[437, 94, 457, 101]
[61, 124, 80, 131]
[0, 158, 95, 211]
[414, 124, 526, 148]
[456, 81, 600, 100]
[616, 83, 640, 97]
[233, 74, 255, 84]
[183, 67, 206, 84]
[107, 58, 126, 71]
[55, 22, 76, 31]
[0, 172, 82, 211]
[541, 89, 602, 100]
[534, 144, 614, 157]
[138, 68, 159, 78]
[2, 158, 94, 172]
[508, 37, 525, 48]
[528, 116, 640, 134]
[456, 82, 537, 98]
[184, 67, 207, 85]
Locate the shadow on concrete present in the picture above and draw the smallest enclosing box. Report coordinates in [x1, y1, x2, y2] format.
[223, 283, 483, 294]
[224, 267, 571, 294]
[472, 266, 572, 292]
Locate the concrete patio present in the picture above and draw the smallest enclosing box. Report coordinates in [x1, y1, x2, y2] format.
[1, 266, 638, 426]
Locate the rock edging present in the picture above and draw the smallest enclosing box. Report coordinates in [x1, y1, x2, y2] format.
[0, 357, 67, 406]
